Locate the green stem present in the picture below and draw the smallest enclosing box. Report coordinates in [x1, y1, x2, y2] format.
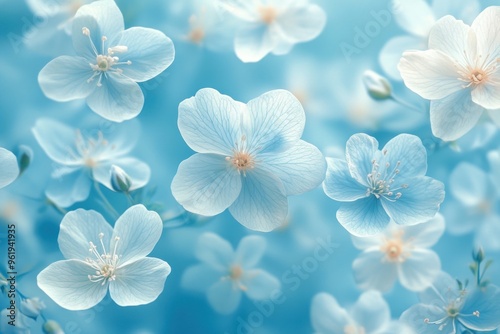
[93, 181, 119, 219]
[477, 261, 481, 286]
[124, 192, 135, 206]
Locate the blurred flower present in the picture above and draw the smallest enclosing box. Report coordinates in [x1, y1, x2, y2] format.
[352, 214, 444, 292]
[42, 320, 64, 334]
[38, 0, 175, 122]
[37, 205, 171, 310]
[323, 133, 445, 236]
[311, 290, 411, 334]
[32, 118, 150, 207]
[400, 272, 500, 333]
[20, 298, 46, 320]
[0, 147, 19, 189]
[181, 232, 280, 314]
[398, 7, 500, 141]
[219, 0, 326, 62]
[171, 88, 326, 232]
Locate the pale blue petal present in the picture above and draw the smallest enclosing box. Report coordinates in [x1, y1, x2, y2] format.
[310, 293, 351, 334]
[381, 134, 427, 177]
[336, 196, 390, 236]
[178, 88, 243, 155]
[195, 233, 234, 271]
[181, 264, 222, 293]
[400, 304, 450, 334]
[110, 257, 170, 306]
[92, 157, 150, 191]
[476, 216, 500, 252]
[207, 279, 242, 314]
[58, 208, 113, 260]
[111, 205, 163, 266]
[171, 153, 242, 216]
[403, 213, 445, 248]
[382, 176, 445, 226]
[86, 72, 144, 122]
[46, 169, 92, 207]
[37, 259, 107, 310]
[442, 200, 479, 235]
[235, 235, 266, 269]
[379, 35, 424, 80]
[345, 133, 378, 187]
[323, 157, 368, 202]
[398, 249, 441, 291]
[393, 0, 435, 37]
[430, 90, 484, 141]
[353, 250, 398, 292]
[351, 290, 391, 332]
[229, 168, 287, 232]
[0, 148, 18, 189]
[449, 163, 488, 206]
[234, 24, 274, 63]
[460, 285, 500, 330]
[242, 269, 280, 300]
[260, 140, 326, 195]
[418, 271, 459, 304]
[244, 90, 305, 154]
[38, 56, 95, 102]
[453, 122, 497, 152]
[118, 27, 175, 82]
[277, 3, 326, 42]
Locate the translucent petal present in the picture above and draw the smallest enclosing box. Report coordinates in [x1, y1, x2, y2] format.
[181, 264, 222, 293]
[460, 285, 500, 330]
[92, 157, 150, 192]
[379, 35, 425, 80]
[403, 213, 445, 248]
[351, 290, 391, 332]
[37, 259, 107, 310]
[352, 250, 398, 292]
[234, 24, 274, 63]
[242, 269, 280, 300]
[310, 293, 350, 333]
[487, 109, 500, 128]
[441, 200, 480, 235]
[393, 0, 436, 37]
[345, 133, 378, 187]
[475, 216, 500, 252]
[323, 158, 367, 202]
[336, 196, 390, 236]
[235, 235, 266, 269]
[400, 304, 450, 334]
[0, 148, 18, 189]
[418, 271, 459, 304]
[398, 249, 441, 291]
[110, 257, 171, 306]
[471, 7, 500, 66]
[195, 232, 234, 271]
[46, 169, 92, 208]
[277, 3, 326, 42]
[428, 16, 472, 65]
[207, 279, 242, 314]
[380, 134, 427, 177]
[471, 75, 500, 110]
[449, 162, 488, 206]
[171, 153, 242, 216]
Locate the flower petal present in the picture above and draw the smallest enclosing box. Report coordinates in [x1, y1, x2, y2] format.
[310, 293, 350, 333]
[244, 89, 305, 153]
[352, 250, 398, 292]
[0, 148, 18, 189]
[449, 162, 488, 206]
[207, 279, 242, 314]
[277, 3, 326, 42]
[235, 235, 266, 269]
[351, 290, 391, 333]
[398, 249, 441, 291]
[398, 50, 464, 100]
[110, 257, 171, 306]
[379, 35, 425, 80]
[418, 271, 459, 304]
[118, 27, 175, 82]
[345, 133, 378, 187]
[37, 259, 107, 310]
[487, 108, 500, 127]
[400, 304, 450, 334]
[430, 89, 484, 141]
[92, 157, 150, 192]
[242, 269, 280, 300]
[460, 285, 500, 331]
[46, 169, 92, 208]
[234, 24, 274, 63]
[475, 216, 500, 252]
[403, 213, 445, 248]
[38, 56, 95, 102]
[171, 153, 242, 216]
[195, 232, 234, 271]
[472, 76, 500, 110]
[260, 140, 326, 195]
[382, 176, 444, 226]
[181, 264, 222, 293]
[111, 204, 163, 266]
[471, 6, 500, 66]
[178, 88, 243, 155]
[393, 0, 436, 37]
[380, 134, 427, 177]
[336, 196, 390, 236]
[323, 158, 367, 202]
[58, 208, 113, 260]
[428, 15, 472, 65]
[229, 168, 287, 232]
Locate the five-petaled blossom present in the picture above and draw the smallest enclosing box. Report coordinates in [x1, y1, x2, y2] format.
[398, 6, 500, 141]
[219, 0, 326, 62]
[181, 232, 280, 314]
[38, 0, 175, 122]
[171, 88, 326, 232]
[0, 147, 19, 189]
[401, 272, 500, 333]
[323, 133, 445, 236]
[352, 214, 444, 292]
[37, 205, 171, 310]
[33, 118, 150, 207]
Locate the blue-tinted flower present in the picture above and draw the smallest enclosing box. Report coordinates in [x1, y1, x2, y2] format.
[311, 290, 411, 334]
[32, 118, 150, 207]
[37, 205, 171, 310]
[323, 133, 445, 236]
[400, 272, 500, 333]
[352, 214, 444, 292]
[219, 0, 326, 62]
[0, 147, 19, 189]
[398, 7, 500, 141]
[171, 88, 326, 232]
[38, 0, 175, 122]
[181, 232, 280, 314]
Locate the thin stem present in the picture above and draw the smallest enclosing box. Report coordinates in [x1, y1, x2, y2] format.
[124, 192, 135, 206]
[50, 202, 68, 215]
[93, 181, 119, 219]
[390, 94, 425, 114]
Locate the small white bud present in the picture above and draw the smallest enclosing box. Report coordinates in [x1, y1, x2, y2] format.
[363, 70, 392, 100]
[110, 165, 132, 193]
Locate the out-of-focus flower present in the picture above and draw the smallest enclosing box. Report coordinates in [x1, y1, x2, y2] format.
[0, 148, 19, 189]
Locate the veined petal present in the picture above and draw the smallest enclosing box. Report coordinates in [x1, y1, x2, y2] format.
[449, 162, 488, 206]
[428, 16, 472, 65]
[178, 88, 243, 155]
[430, 90, 484, 141]
[234, 24, 274, 63]
[244, 90, 305, 153]
[110, 257, 170, 306]
[229, 168, 287, 232]
[195, 233, 234, 271]
[0, 148, 18, 189]
[37, 259, 107, 310]
[277, 3, 326, 42]
[472, 76, 500, 110]
[310, 293, 351, 333]
[379, 35, 426, 80]
[345, 133, 378, 187]
[323, 158, 367, 202]
[86, 72, 144, 122]
[207, 279, 242, 314]
[403, 213, 445, 248]
[235, 235, 266, 269]
[471, 6, 500, 66]
[418, 271, 459, 304]
[242, 269, 280, 300]
[260, 140, 326, 196]
[393, 0, 436, 37]
[118, 27, 175, 82]
[181, 264, 222, 293]
[351, 290, 391, 333]
[400, 304, 450, 334]
[398, 50, 464, 100]
[111, 205, 163, 267]
[381, 134, 427, 177]
[459, 285, 500, 331]
[336, 196, 390, 236]
[46, 169, 92, 208]
[352, 250, 398, 292]
[92, 157, 150, 192]
[398, 249, 441, 291]
[171, 153, 242, 217]
[58, 208, 113, 260]
[38, 56, 95, 102]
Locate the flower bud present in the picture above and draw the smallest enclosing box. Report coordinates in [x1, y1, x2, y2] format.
[17, 145, 33, 175]
[20, 297, 46, 320]
[363, 70, 392, 100]
[43, 320, 64, 334]
[473, 247, 485, 263]
[110, 165, 131, 193]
